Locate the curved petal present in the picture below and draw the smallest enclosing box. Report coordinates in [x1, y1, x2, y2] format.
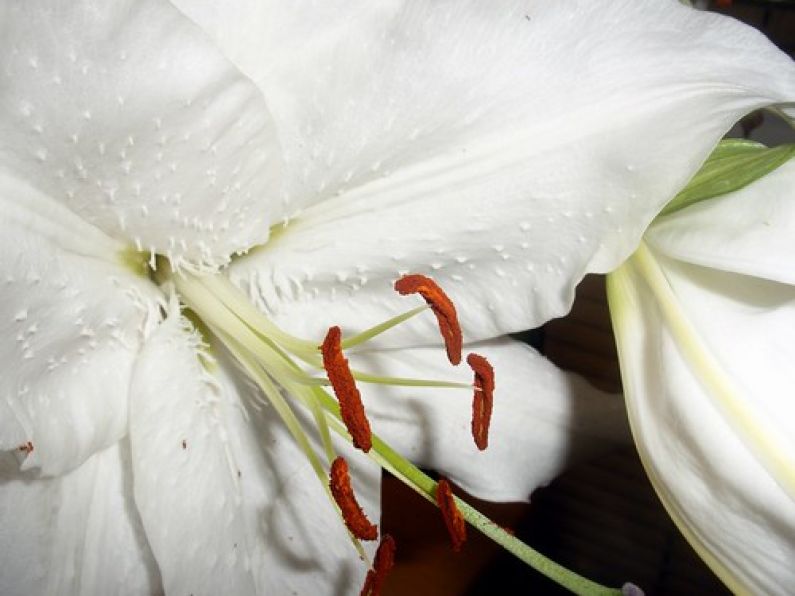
[0, 0, 282, 269]
[129, 312, 380, 595]
[349, 337, 630, 502]
[648, 159, 795, 285]
[0, 172, 161, 476]
[0, 443, 160, 596]
[607, 248, 795, 594]
[187, 0, 795, 344]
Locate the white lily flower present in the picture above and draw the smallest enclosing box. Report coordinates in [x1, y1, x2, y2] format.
[608, 158, 795, 595]
[1, 1, 794, 594]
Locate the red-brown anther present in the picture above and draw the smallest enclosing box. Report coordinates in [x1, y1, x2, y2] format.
[321, 326, 372, 452]
[467, 353, 495, 451]
[435, 478, 467, 552]
[394, 274, 462, 365]
[360, 534, 397, 596]
[18, 441, 33, 454]
[329, 456, 378, 541]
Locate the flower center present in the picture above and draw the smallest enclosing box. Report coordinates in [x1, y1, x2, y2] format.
[151, 259, 492, 588]
[133, 255, 623, 595]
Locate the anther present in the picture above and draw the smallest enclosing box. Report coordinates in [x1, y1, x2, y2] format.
[321, 326, 373, 452]
[435, 478, 467, 552]
[329, 457, 378, 541]
[360, 534, 397, 596]
[394, 274, 462, 365]
[467, 353, 494, 450]
[18, 441, 33, 454]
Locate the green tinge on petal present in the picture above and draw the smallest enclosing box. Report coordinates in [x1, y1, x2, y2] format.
[659, 140, 795, 217]
[118, 247, 151, 278]
[626, 243, 795, 500]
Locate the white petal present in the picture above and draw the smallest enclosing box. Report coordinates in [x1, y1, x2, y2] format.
[648, 159, 795, 285]
[608, 248, 795, 593]
[0, 0, 282, 269]
[185, 0, 795, 344]
[653, 256, 795, 469]
[350, 337, 630, 502]
[0, 173, 161, 476]
[129, 313, 380, 595]
[0, 443, 160, 596]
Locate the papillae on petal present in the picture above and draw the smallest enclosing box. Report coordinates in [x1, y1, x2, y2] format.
[0, 0, 283, 270]
[216, 0, 795, 347]
[0, 172, 161, 476]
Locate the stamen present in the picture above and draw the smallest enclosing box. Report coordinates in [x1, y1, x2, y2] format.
[329, 456, 379, 541]
[360, 534, 397, 596]
[321, 326, 373, 452]
[467, 353, 495, 451]
[342, 305, 427, 350]
[173, 259, 624, 595]
[351, 369, 472, 390]
[435, 478, 467, 552]
[394, 274, 462, 365]
[18, 441, 33, 454]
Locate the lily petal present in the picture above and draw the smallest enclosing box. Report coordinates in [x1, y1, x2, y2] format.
[0, 172, 160, 476]
[0, 0, 282, 270]
[350, 337, 630, 502]
[199, 0, 795, 344]
[129, 313, 380, 594]
[648, 159, 795, 285]
[608, 246, 795, 594]
[0, 443, 160, 596]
